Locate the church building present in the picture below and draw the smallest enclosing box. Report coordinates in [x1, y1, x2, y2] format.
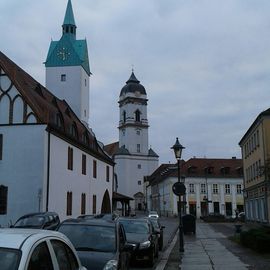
[0, 0, 113, 226]
[105, 72, 159, 211]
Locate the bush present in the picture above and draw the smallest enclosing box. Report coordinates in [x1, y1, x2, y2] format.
[240, 228, 270, 253]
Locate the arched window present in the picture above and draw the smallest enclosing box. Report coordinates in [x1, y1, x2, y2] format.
[135, 110, 141, 122]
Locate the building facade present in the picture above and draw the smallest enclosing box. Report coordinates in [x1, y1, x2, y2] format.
[147, 158, 244, 218]
[105, 72, 159, 211]
[239, 108, 270, 224]
[0, 1, 113, 226]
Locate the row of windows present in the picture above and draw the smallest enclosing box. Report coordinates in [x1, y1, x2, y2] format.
[188, 183, 242, 195]
[244, 130, 260, 158]
[122, 128, 141, 136]
[68, 147, 110, 182]
[245, 159, 261, 183]
[122, 110, 142, 123]
[66, 192, 97, 216]
[0, 187, 97, 217]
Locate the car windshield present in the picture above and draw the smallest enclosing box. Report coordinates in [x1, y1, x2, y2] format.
[120, 220, 149, 234]
[58, 224, 116, 252]
[0, 248, 21, 270]
[14, 216, 45, 227]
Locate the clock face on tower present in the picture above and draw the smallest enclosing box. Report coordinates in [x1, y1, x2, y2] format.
[57, 47, 70, 61]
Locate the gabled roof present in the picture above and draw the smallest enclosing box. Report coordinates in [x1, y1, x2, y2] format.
[104, 142, 119, 157]
[147, 157, 243, 186]
[0, 51, 112, 164]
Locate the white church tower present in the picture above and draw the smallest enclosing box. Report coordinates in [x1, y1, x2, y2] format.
[114, 71, 159, 210]
[45, 0, 91, 124]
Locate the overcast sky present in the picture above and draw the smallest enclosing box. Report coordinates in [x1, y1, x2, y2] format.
[1, 0, 270, 164]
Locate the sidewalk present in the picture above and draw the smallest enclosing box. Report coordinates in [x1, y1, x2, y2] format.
[163, 221, 249, 270]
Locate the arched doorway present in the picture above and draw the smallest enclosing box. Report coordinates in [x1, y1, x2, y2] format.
[101, 190, 111, 213]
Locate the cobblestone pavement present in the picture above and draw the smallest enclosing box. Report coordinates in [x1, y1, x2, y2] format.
[208, 222, 270, 270]
[163, 221, 270, 270]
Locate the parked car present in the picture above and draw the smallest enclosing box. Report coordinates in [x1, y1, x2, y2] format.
[148, 217, 165, 250]
[118, 217, 159, 266]
[57, 218, 133, 270]
[148, 211, 159, 218]
[11, 212, 60, 230]
[0, 228, 87, 270]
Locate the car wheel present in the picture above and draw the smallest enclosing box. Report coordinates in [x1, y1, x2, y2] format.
[147, 248, 155, 267]
[155, 244, 159, 258]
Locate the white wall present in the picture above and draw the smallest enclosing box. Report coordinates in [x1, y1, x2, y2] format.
[46, 66, 89, 123]
[48, 134, 113, 221]
[0, 125, 46, 226]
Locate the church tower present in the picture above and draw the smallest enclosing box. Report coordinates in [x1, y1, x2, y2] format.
[45, 0, 91, 124]
[118, 71, 149, 155]
[114, 71, 159, 210]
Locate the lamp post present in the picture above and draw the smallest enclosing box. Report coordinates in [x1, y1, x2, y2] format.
[171, 137, 185, 253]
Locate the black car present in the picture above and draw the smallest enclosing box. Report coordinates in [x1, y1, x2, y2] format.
[148, 217, 165, 250]
[12, 212, 60, 230]
[57, 218, 133, 270]
[118, 217, 159, 267]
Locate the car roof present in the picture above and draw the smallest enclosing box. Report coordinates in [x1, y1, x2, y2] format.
[118, 217, 149, 223]
[0, 228, 66, 249]
[60, 218, 116, 227]
[17, 212, 58, 219]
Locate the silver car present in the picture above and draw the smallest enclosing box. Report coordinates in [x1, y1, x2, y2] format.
[0, 228, 87, 270]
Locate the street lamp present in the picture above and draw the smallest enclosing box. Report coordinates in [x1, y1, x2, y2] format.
[171, 137, 185, 253]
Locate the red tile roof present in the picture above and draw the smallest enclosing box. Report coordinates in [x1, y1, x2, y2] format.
[0, 51, 113, 164]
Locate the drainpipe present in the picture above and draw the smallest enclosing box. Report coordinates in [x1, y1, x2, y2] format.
[46, 131, 51, 212]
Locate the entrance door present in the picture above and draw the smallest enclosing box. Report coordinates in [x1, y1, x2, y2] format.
[213, 202, 220, 213]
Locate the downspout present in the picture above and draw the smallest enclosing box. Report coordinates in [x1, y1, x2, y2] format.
[46, 131, 51, 212]
[262, 121, 269, 222]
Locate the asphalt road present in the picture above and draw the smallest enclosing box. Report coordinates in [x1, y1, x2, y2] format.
[130, 213, 179, 270]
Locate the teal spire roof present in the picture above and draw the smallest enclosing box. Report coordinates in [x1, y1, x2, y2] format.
[45, 0, 91, 76]
[63, 0, 76, 26]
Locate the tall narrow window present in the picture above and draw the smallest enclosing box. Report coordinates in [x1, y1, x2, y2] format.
[68, 147, 73, 170]
[135, 110, 141, 122]
[137, 144, 140, 153]
[106, 166, 110, 182]
[225, 184, 230, 194]
[213, 184, 218, 194]
[66, 191, 72, 216]
[81, 193, 86, 215]
[200, 183, 206, 194]
[237, 184, 242, 194]
[0, 185, 8, 214]
[93, 195, 97, 214]
[123, 111, 126, 123]
[189, 184, 195, 193]
[82, 154, 86, 175]
[0, 134, 2, 160]
[93, 160, 97, 178]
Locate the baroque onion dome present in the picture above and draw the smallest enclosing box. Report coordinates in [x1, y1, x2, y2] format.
[120, 72, 147, 97]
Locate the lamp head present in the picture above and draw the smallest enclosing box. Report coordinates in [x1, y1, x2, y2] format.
[171, 137, 185, 160]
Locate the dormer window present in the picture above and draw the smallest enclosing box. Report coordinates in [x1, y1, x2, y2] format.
[70, 123, 78, 138]
[220, 167, 230, 175]
[135, 110, 141, 122]
[55, 113, 63, 129]
[82, 132, 89, 145]
[188, 166, 197, 174]
[204, 166, 214, 175]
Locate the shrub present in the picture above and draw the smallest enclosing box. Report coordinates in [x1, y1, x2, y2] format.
[240, 228, 270, 253]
